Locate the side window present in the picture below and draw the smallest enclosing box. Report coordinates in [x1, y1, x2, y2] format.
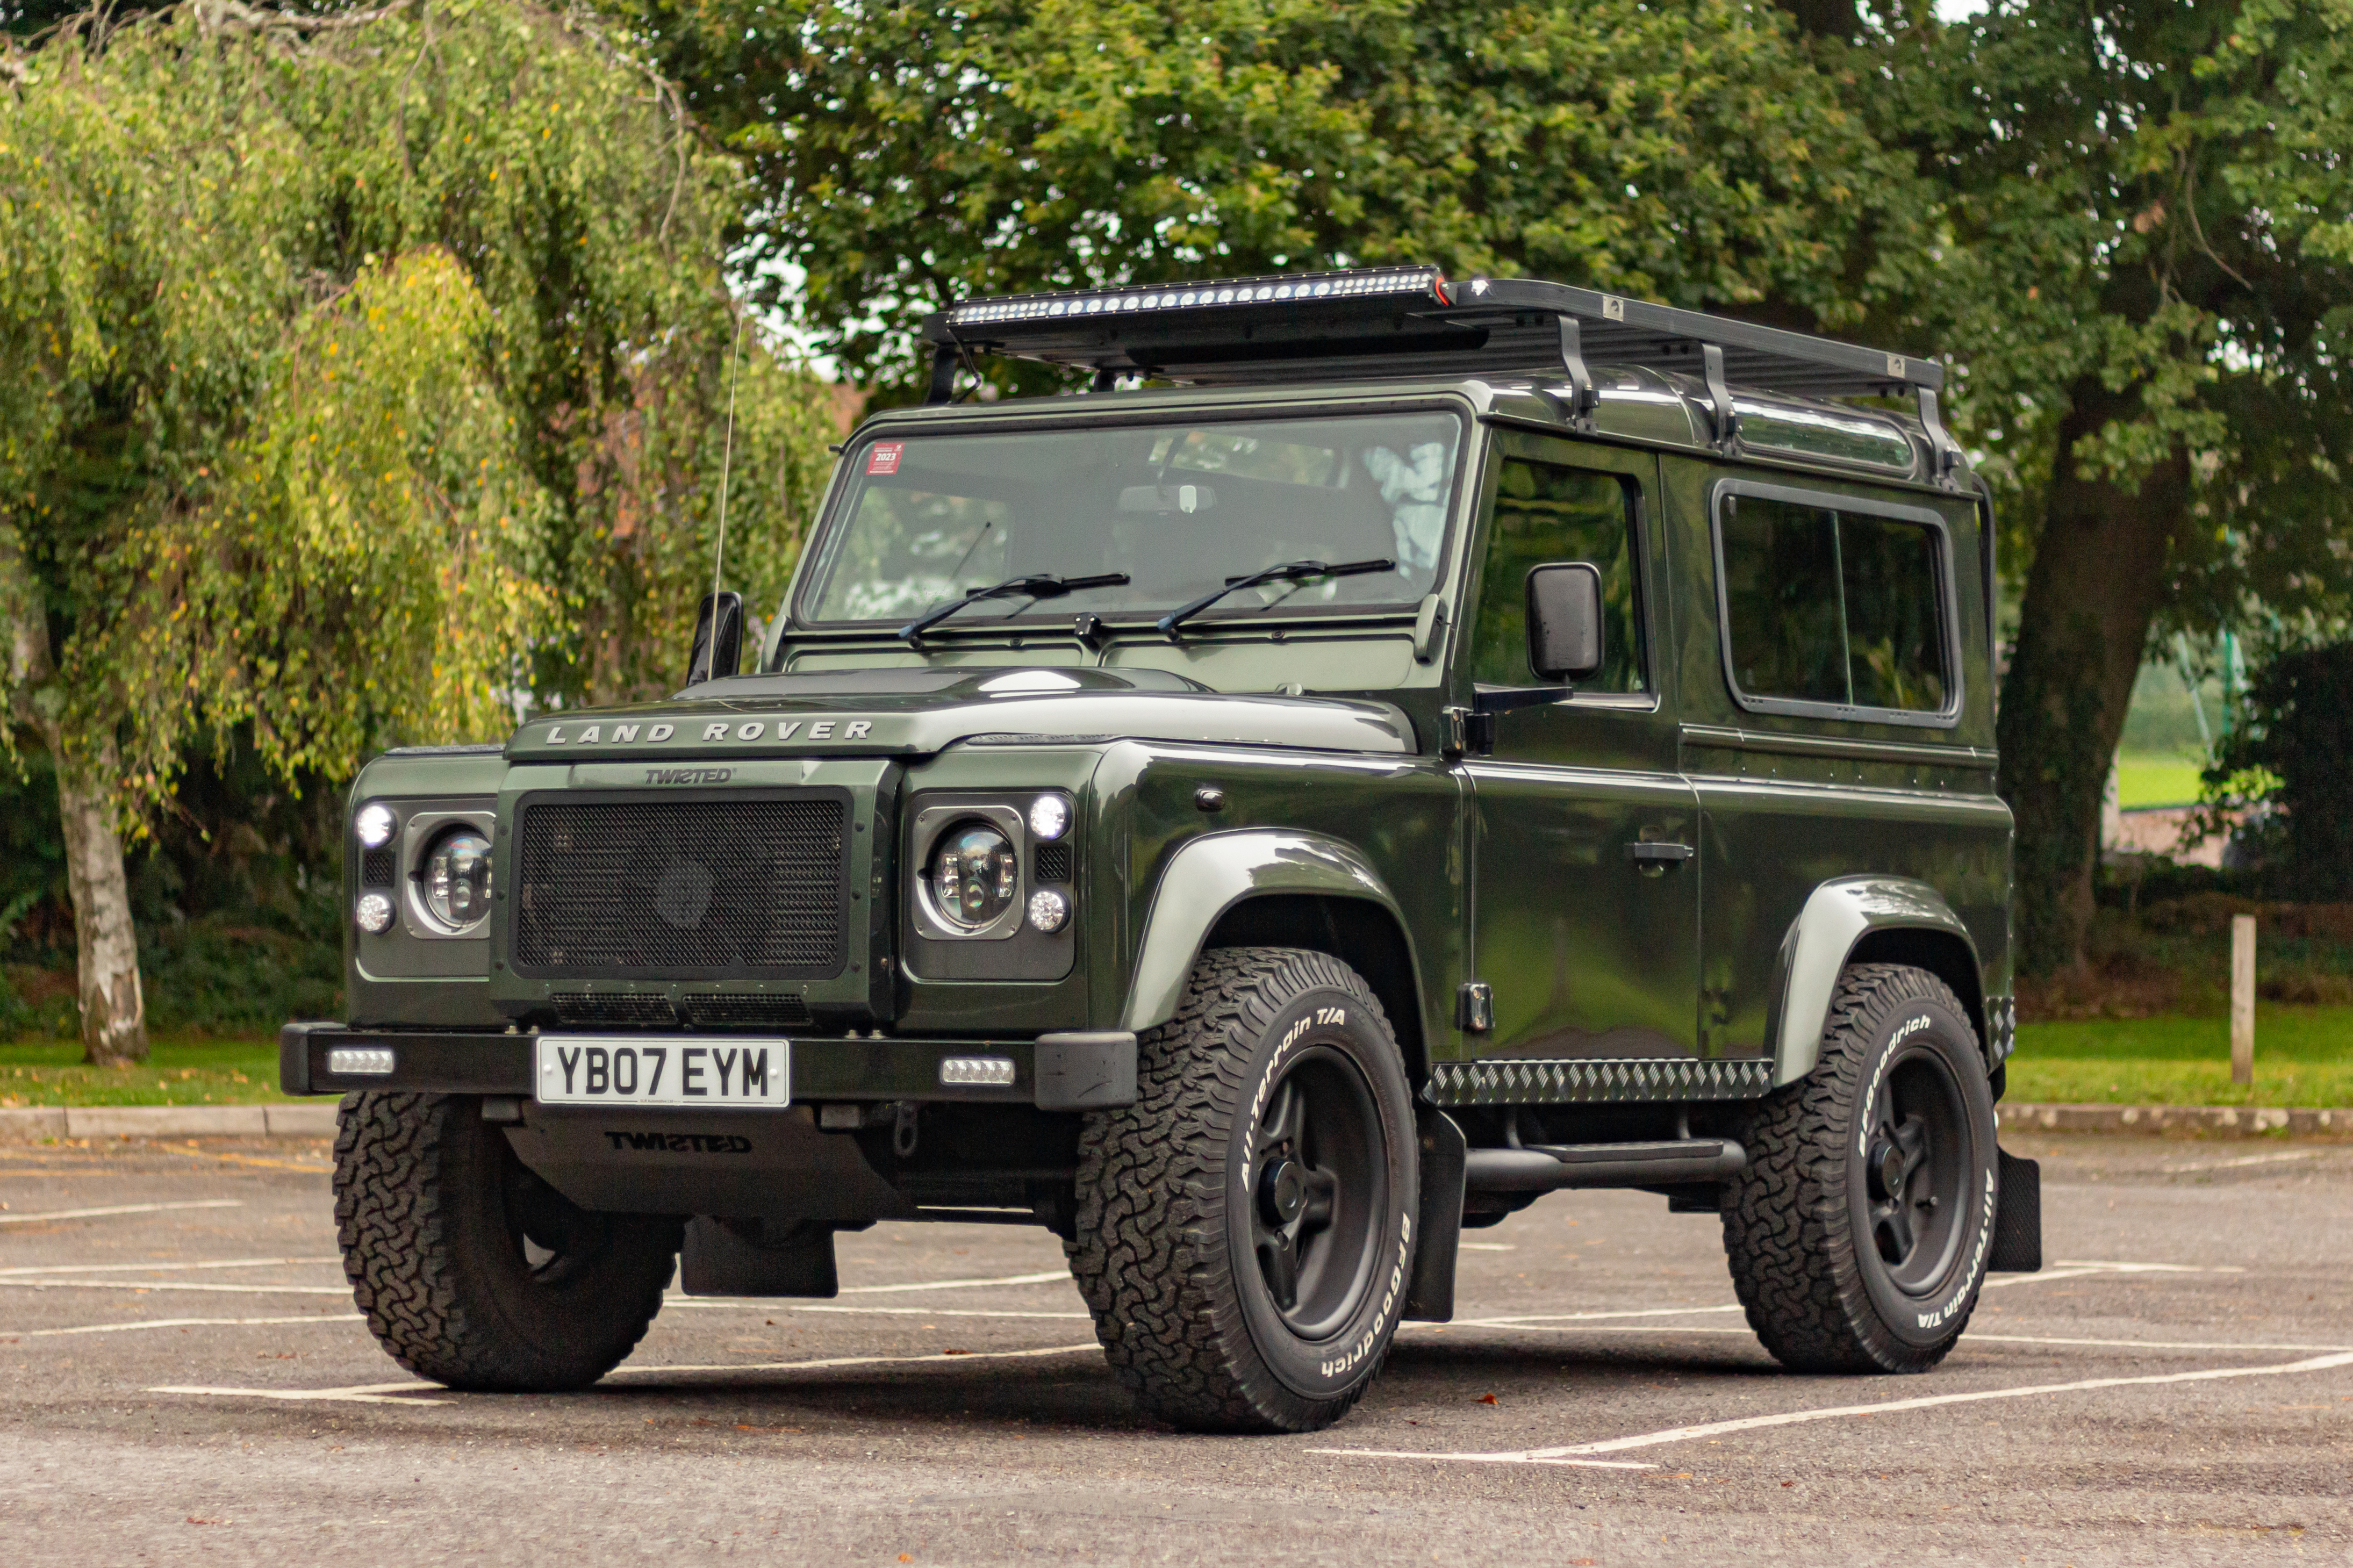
[1470, 461, 1645, 693]
[1718, 494, 1950, 715]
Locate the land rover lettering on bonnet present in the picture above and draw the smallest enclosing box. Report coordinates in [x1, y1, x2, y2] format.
[287, 264, 2036, 1433]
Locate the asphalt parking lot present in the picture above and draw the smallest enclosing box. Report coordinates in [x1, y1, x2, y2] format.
[1, 1129, 2347, 1565]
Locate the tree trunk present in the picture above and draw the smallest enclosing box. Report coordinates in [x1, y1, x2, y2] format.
[1996, 385, 2190, 976]
[1, 529, 149, 1067]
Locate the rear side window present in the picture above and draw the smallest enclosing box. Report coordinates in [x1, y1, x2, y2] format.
[1716, 491, 1952, 717]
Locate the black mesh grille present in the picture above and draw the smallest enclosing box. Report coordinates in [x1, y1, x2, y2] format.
[681, 992, 812, 1028]
[515, 794, 848, 976]
[551, 992, 679, 1026]
[1034, 841, 1073, 884]
[361, 847, 397, 887]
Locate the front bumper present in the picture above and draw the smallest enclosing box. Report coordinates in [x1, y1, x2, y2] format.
[279, 1022, 1137, 1112]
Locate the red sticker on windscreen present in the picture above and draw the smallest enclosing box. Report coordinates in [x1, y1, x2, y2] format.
[865, 442, 904, 476]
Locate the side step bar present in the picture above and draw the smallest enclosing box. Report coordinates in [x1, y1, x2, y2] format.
[1462, 1138, 1746, 1194]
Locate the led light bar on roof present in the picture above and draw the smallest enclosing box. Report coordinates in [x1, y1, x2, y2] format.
[946, 265, 1451, 330]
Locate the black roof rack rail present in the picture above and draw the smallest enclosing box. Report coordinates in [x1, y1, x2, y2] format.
[916, 267, 1963, 483]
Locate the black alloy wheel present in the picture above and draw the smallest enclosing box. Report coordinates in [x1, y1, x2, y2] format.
[1244, 1047, 1388, 1339]
[1069, 946, 1418, 1433]
[1721, 962, 1999, 1374]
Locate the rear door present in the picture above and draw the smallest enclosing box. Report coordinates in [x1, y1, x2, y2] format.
[1460, 432, 1702, 1070]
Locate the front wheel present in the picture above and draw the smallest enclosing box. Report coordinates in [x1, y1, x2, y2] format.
[334, 1092, 682, 1391]
[1068, 947, 1419, 1433]
[1721, 963, 2000, 1373]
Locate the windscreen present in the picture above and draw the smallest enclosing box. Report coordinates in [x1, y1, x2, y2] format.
[800, 412, 1463, 627]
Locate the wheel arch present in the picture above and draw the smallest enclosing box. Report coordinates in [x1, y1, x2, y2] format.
[1766, 876, 1990, 1087]
[1118, 830, 1428, 1084]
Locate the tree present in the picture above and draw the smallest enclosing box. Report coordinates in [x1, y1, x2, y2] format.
[1868, 1, 2353, 972]
[1, 1, 837, 1063]
[608, 0, 1911, 389]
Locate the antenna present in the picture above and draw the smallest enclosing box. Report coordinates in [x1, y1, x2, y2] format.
[711, 311, 745, 605]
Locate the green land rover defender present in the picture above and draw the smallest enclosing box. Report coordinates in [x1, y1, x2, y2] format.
[285, 267, 2042, 1434]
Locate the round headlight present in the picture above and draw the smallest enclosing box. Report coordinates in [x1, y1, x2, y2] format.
[928, 820, 1018, 932]
[355, 891, 394, 934]
[421, 828, 493, 931]
[355, 802, 397, 849]
[1028, 794, 1070, 841]
[1027, 888, 1069, 933]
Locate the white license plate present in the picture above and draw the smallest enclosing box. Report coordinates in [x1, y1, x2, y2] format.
[534, 1035, 791, 1108]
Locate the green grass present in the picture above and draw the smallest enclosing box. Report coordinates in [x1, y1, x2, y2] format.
[2114, 752, 2207, 810]
[2008, 1004, 2353, 1106]
[0, 1034, 295, 1109]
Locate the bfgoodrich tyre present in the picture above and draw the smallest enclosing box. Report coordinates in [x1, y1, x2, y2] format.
[1068, 947, 1419, 1433]
[1721, 963, 1999, 1373]
[334, 1092, 681, 1391]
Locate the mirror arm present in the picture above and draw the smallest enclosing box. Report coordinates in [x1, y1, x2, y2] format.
[1442, 685, 1575, 761]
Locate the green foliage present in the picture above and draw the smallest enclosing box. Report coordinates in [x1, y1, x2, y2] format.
[2204, 642, 2353, 897]
[614, 0, 1907, 390]
[1, 0, 841, 817]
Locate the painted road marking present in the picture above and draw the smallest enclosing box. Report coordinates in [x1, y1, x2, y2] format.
[835, 1271, 1070, 1294]
[148, 1343, 1106, 1407]
[1311, 1351, 2353, 1465]
[0, 1256, 340, 1278]
[1403, 1322, 2353, 1356]
[4, 1314, 363, 1341]
[0, 1200, 242, 1226]
[668, 1303, 1093, 1320]
[0, 1281, 349, 1296]
[149, 1380, 449, 1407]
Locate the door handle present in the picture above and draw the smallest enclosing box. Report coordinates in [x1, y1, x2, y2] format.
[1626, 841, 1695, 865]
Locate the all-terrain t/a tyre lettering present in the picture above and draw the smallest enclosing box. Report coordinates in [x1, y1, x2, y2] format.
[1721, 963, 2000, 1373]
[1067, 947, 1418, 1433]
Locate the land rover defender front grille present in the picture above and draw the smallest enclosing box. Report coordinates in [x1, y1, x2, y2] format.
[513, 794, 849, 977]
[548, 991, 815, 1028]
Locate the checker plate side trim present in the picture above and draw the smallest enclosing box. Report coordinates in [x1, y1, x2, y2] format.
[1987, 994, 2017, 1064]
[1423, 1056, 1774, 1106]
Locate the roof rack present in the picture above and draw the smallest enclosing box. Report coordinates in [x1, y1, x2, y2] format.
[918, 266, 1963, 483]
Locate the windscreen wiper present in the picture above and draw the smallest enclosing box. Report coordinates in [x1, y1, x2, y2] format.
[1154, 558, 1395, 636]
[898, 571, 1131, 644]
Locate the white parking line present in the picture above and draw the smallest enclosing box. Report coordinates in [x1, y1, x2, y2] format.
[0, 1281, 349, 1296]
[4, 1314, 362, 1340]
[1401, 1322, 2353, 1356]
[668, 1302, 1092, 1320]
[0, 1200, 242, 1226]
[834, 1270, 1071, 1294]
[1311, 1350, 2353, 1465]
[149, 1380, 449, 1407]
[0, 1256, 340, 1278]
[148, 1342, 1107, 1407]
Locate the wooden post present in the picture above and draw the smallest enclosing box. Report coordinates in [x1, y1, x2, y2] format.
[2230, 914, 2256, 1087]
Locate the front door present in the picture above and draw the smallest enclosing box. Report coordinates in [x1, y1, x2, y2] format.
[1461, 436, 1701, 1071]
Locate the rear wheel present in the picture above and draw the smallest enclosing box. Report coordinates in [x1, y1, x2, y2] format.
[1068, 947, 1418, 1432]
[1721, 963, 1998, 1373]
[334, 1092, 681, 1391]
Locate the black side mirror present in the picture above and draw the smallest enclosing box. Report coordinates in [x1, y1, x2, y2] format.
[1525, 563, 1605, 683]
[687, 590, 745, 686]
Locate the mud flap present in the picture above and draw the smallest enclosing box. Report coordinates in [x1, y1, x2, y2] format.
[681, 1217, 841, 1298]
[1404, 1106, 1466, 1321]
[1990, 1147, 2042, 1273]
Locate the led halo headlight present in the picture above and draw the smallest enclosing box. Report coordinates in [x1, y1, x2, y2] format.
[355, 891, 395, 934]
[1027, 794, 1070, 841]
[354, 801, 397, 849]
[926, 818, 1020, 933]
[419, 827, 494, 932]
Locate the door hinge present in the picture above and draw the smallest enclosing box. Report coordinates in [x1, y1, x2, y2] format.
[1456, 981, 1494, 1034]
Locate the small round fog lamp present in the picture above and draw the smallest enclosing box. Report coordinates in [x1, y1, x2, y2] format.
[355, 891, 395, 934]
[1028, 794, 1070, 841]
[1027, 888, 1070, 934]
[355, 802, 397, 849]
